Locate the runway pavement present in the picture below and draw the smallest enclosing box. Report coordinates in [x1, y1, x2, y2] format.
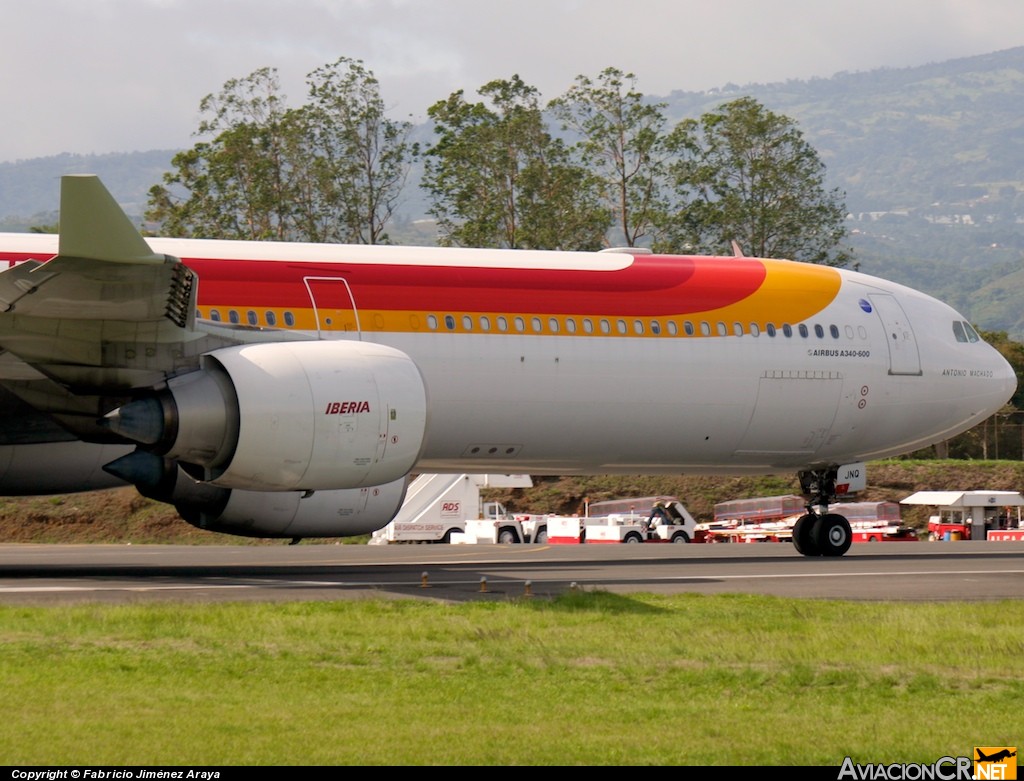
[0, 538, 1022, 604]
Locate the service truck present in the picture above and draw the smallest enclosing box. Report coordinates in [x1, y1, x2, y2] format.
[369, 474, 531, 544]
[456, 514, 549, 544]
[547, 499, 699, 544]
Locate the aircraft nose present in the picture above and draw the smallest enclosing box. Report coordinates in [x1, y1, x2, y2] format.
[987, 348, 1018, 413]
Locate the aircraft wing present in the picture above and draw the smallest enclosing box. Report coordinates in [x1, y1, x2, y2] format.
[0, 176, 234, 440]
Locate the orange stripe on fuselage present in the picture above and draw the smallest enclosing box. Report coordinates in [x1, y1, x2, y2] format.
[186, 253, 842, 326]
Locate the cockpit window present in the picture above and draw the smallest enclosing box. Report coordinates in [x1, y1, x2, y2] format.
[953, 321, 982, 343]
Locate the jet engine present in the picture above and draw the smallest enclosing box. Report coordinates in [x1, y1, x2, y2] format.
[104, 449, 409, 538]
[103, 340, 428, 492]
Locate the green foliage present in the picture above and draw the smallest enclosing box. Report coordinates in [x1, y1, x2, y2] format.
[146, 63, 418, 244]
[423, 75, 607, 249]
[662, 97, 852, 264]
[549, 67, 674, 248]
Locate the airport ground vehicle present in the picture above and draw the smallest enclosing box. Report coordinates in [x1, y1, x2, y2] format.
[834, 501, 918, 542]
[902, 491, 1024, 541]
[849, 524, 919, 542]
[369, 474, 531, 544]
[456, 515, 549, 544]
[702, 499, 917, 543]
[712, 494, 806, 527]
[547, 499, 699, 544]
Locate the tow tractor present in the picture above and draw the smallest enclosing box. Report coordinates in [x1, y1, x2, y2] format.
[547, 499, 700, 544]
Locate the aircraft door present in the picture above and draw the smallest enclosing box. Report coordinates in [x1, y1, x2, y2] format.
[304, 277, 361, 339]
[869, 294, 921, 375]
[734, 371, 843, 459]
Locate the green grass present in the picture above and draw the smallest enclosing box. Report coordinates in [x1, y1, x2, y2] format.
[1, 592, 1022, 766]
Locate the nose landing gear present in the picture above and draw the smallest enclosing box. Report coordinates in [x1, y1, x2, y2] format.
[793, 467, 853, 557]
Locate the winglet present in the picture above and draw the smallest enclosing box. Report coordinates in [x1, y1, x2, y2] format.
[58, 174, 164, 264]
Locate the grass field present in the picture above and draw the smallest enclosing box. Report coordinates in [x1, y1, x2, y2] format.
[2, 590, 1022, 766]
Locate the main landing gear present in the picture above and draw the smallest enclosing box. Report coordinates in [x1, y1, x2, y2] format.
[793, 467, 853, 557]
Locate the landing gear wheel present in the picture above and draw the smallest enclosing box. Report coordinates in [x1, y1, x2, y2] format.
[534, 528, 548, 544]
[812, 513, 852, 557]
[792, 513, 821, 556]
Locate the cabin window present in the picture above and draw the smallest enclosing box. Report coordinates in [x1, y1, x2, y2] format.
[667, 321, 677, 336]
[617, 320, 628, 335]
[684, 321, 695, 336]
[716, 322, 727, 337]
[583, 319, 594, 334]
[444, 315, 456, 330]
[514, 317, 525, 332]
[284, 312, 295, 327]
[830, 325, 840, 339]
[600, 320, 611, 334]
[566, 318, 576, 334]
[209, 309, 221, 322]
[247, 311, 258, 326]
[497, 316, 508, 332]
[814, 324, 824, 338]
[700, 321, 711, 336]
[783, 324, 793, 337]
[463, 315, 473, 330]
[531, 317, 542, 333]
[480, 315, 491, 331]
[650, 320, 661, 335]
[265, 311, 277, 326]
[766, 323, 776, 337]
[733, 322, 744, 337]
[633, 320, 644, 335]
[798, 324, 809, 338]
[549, 317, 560, 333]
[749, 323, 760, 337]
[228, 310, 240, 324]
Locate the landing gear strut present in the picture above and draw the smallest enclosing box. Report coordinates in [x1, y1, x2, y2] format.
[793, 466, 853, 557]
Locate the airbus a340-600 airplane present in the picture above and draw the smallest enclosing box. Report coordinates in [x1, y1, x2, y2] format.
[0, 175, 1015, 557]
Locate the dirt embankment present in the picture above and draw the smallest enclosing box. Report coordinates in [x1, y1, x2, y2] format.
[2, 460, 1022, 544]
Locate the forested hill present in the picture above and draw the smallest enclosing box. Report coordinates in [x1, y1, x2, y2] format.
[3, 47, 1024, 336]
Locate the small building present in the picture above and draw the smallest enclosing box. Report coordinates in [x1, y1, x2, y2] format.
[900, 490, 1024, 541]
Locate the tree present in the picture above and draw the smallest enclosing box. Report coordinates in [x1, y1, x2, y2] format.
[303, 57, 419, 244]
[549, 67, 673, 248]
[423, 75, 606, 249]
[146, 61, 418, 245]
[663, 97, 852, 266]
[146, 67, 302, 240]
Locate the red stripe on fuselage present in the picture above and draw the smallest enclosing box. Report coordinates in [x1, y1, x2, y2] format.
[183, 254, 768, 317]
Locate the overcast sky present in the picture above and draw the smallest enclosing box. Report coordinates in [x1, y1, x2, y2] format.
[2, 0, 1023, 163]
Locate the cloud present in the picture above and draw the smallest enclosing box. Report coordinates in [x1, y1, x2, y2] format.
[2, 0, 1022, 162]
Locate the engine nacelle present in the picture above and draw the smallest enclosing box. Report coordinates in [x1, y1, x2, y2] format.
[0, 442, 135, 495]
[104, 450, 408, 538]
[104, 340, 428, 492]
[182, 478, 410, 539]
